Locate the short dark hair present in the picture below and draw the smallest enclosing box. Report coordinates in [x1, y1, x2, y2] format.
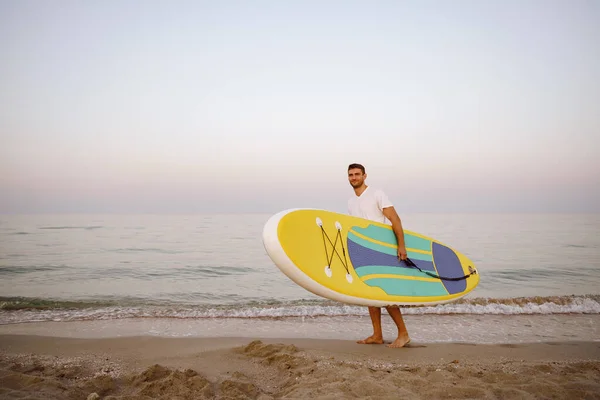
[348, 163, 365, 173]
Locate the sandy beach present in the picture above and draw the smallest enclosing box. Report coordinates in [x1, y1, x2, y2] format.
[1, 334, 598, 399]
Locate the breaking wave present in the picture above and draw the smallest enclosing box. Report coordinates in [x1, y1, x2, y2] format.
[0, 294, 598, 324]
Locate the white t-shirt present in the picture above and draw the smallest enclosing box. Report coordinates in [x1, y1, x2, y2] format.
[347, 186, 393, 225]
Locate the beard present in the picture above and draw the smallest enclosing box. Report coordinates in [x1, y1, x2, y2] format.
[350, 180, 364, 188]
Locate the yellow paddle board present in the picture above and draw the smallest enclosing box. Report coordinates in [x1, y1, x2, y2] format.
[262, 208, 480, 307]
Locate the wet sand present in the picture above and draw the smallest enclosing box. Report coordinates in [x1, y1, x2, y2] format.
[1, 334, 599, 399]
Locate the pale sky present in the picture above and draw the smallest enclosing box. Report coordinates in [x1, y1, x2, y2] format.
[1, 0, 599, 214]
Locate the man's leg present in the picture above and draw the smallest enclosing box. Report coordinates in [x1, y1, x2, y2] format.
[385, 305, 411, 348]
[357, 306, 384, 344]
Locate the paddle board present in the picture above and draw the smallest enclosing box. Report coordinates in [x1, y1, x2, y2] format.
[262, 208, 479, 307]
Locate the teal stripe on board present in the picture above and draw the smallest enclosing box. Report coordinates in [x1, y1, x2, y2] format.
[405, 234, 432, 252]
[350, 225, 432, 253]
[363, 277, 448, 297]
[347, 232, 433, 262]
[355, 265, 433, 279]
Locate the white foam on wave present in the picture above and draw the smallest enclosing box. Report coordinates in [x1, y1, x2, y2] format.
[410, 296, 600, 315]
[0, 296, 599, 324]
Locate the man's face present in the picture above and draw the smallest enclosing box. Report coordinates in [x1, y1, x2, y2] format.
[348, 168, 366, 188]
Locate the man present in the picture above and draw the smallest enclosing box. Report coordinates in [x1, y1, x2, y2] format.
[347, 163, 411, 348]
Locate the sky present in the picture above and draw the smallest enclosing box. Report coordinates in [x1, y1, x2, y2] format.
[1, 0, 599, 214]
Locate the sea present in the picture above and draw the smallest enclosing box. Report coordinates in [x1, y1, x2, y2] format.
[1, 213, 599, 344]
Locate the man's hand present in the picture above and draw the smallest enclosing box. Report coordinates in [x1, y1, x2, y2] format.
[397, 245, 407, 261]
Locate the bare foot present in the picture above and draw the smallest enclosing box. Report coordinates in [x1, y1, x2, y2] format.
[357, 335, 384, 344]
[387, 335, 411, 348]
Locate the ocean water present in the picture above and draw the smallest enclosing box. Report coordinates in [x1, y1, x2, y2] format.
[1, 213, 599, 344]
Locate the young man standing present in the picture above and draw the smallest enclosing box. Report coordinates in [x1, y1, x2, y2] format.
[347, 163, 411, 348]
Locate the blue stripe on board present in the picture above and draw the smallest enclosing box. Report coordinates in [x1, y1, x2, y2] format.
[354, 265, 437, 279]
[347, 231, 433, 262]
[431, 242, 467, 294]
[347, 237, 436, 272]
[351, 225, 432, 252]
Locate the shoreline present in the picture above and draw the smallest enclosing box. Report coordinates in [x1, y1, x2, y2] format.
[1, 313, 599, 345]
[1, 334, 599, 399]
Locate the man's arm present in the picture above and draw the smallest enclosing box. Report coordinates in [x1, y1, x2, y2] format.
[382, 206, 407, 260]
